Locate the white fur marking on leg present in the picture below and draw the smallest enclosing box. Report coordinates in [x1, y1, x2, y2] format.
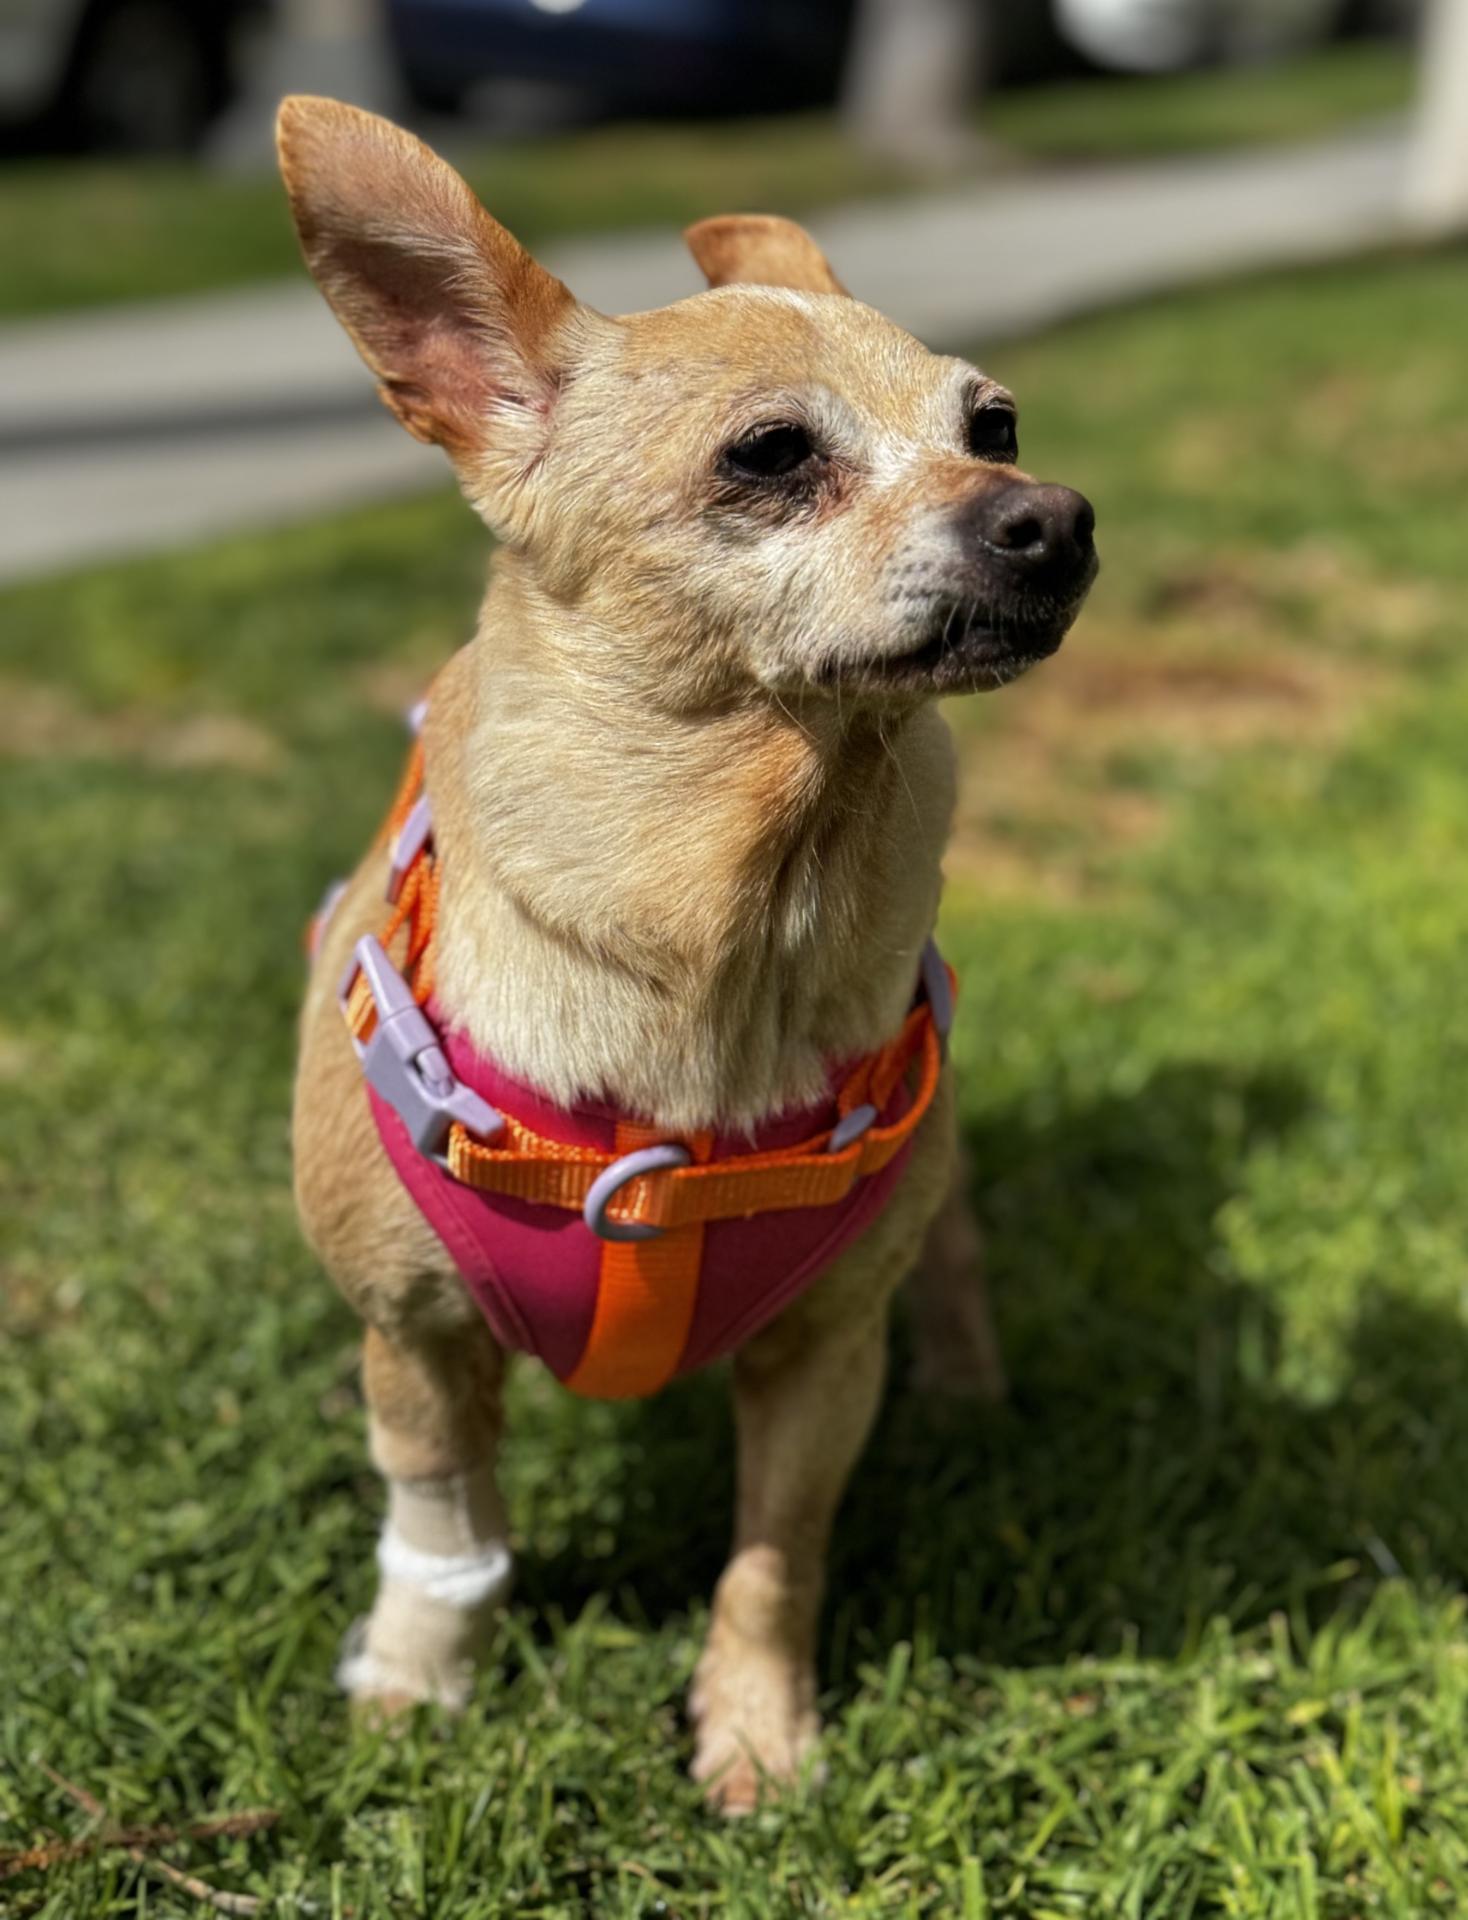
[376, 1524, 513, 1611]
[338, 1469, 515, 1710]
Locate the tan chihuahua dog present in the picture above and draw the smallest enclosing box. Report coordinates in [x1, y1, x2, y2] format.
[282, 96, 1096, 1812]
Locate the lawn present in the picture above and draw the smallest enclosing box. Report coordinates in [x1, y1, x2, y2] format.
[4, 243, 1468, 1915]
[0, 43, 1412, 319]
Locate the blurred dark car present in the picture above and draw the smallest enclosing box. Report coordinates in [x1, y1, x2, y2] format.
[386, 0, 858, 117]
[0, 0, 268, 152]
[386, 0, 1410, 125]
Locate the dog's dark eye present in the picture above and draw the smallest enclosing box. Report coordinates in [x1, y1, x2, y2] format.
[725, 422, 814, 479]
[967, 406, 1018, 464]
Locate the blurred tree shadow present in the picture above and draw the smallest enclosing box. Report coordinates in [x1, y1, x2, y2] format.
[518, 1060, 1468, 1679]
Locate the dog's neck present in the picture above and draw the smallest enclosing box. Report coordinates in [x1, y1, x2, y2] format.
[427, 566, 955, 1132]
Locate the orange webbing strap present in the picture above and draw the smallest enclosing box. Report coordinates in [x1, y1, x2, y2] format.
[343, 835, 440, 1044]
[339, 732, 436, 1042]
[563, 1123, 715, 1400]
[380, 736, 426, 847]
[442, 999, 945, 1233]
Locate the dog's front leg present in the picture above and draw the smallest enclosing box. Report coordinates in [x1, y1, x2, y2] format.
[689, 1299, 890, 1812]
[338, 1321, 512, 1717]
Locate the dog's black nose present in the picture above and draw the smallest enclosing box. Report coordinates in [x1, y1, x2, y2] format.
[965, 482, 1096, 586]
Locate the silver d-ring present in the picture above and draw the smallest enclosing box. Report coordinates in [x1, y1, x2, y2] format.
[583, 1141, 692, 1243]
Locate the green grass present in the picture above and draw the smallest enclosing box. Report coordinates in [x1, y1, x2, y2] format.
[0, 43, 1414, 319]
[987, 38, 1412, 162]
[0, 115, 908, 322]
[5, 243, 1468, 1914]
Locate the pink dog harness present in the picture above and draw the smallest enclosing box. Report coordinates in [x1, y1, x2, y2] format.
[325, 729, 954, 1400]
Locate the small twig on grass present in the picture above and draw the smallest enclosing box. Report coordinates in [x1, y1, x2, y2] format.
[2, 1809, 278, 1879]
[22, 1760, 275, 1915]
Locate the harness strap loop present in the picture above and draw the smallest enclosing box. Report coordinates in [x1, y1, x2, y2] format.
[564, 1122, 714, 1399]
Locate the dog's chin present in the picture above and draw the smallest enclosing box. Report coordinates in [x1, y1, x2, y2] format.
[846, 605, 1072, 698]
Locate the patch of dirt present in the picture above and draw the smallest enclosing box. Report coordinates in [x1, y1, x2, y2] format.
[946, 590, 1395, 900]
[1274, 543, 1450, 647]
[1039, 643, 1389, 751]
[1156, 545, 1449, 654]
[0, 679, 284, 773]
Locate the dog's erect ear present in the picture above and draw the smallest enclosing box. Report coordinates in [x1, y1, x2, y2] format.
[276, 95, 584, 451]
[684, 214, 849, 296]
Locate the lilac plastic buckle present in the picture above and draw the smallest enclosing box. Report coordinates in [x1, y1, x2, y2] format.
[828, 1103, 878, 1155]
[386, 794, 433, 905]
[341, 934, 503, 1161]
[920, 936, 953, 1061]
[583, 1142, 691, 1244]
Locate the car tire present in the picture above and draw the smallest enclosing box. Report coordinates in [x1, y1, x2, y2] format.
[398, 67, 469, 117]
[61, 0, 221, 153]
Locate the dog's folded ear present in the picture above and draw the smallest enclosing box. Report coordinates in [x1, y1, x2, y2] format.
[276, 95, 591, 454]
[684, 215, 848, 297]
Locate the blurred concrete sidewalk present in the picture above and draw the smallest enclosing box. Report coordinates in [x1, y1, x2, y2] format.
[0, 124, 1407, 583]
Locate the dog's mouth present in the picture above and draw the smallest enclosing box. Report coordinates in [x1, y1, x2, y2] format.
[855, 600, 1074, 696]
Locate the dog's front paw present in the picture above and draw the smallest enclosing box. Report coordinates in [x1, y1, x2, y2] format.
[336, 1613, 477, 1720]
[337, 1534, 511, 1721]
[688, 1635, 822, 1814]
